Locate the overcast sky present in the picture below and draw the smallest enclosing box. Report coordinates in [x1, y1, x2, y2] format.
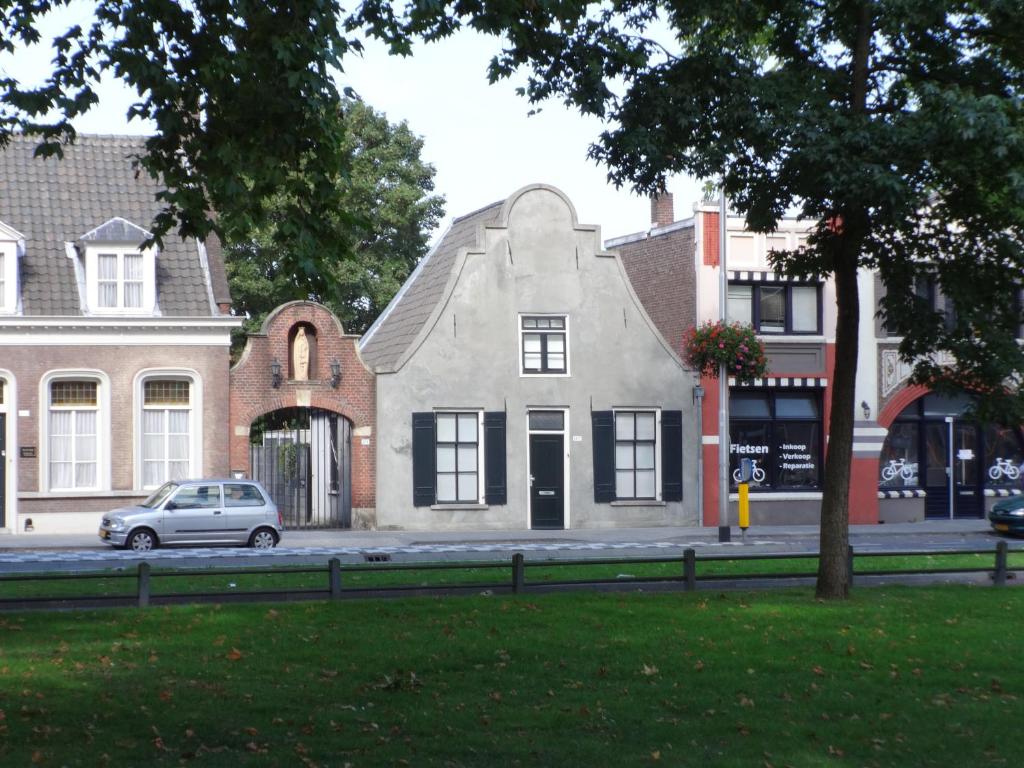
[0, 8, 703, 244]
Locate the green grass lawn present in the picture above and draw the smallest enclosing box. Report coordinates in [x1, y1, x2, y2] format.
[0, 587, 1021, 767]
[1, 552, 1021, 601]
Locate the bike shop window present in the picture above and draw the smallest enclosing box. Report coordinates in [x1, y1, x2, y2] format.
[729, 391, 822, 490]
[728, 283, 821, 334]
[435, 412, 481, 503]
[520, 315, 568, 374]
[878, 421, 920, 489]
[984, 425, 1024, 488]
[615, 411, 658, 500]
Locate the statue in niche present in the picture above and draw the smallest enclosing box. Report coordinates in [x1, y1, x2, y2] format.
[292, 326, 310, 381]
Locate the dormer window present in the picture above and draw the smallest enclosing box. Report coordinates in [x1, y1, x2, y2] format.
[97, 249, 145, 309]
[0, 220, 25, 314]
[79, 218, 157, 315]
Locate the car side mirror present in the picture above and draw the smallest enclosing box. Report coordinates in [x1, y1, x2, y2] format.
[164, 501, 177, 511]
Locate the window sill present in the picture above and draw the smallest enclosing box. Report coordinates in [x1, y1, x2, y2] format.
[431, 503, 488, 511]
[756, 335, 825, 343]
[20, 490, 140, 500]
[611, 500, 666, 507]
[728, 491, 822, 501]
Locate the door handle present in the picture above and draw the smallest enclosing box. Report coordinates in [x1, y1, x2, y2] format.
[538, 490, 555, 496]
[213, 510, 222, 515]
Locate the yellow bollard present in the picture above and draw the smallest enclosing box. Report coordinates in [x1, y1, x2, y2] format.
[738, 482, 750, 530]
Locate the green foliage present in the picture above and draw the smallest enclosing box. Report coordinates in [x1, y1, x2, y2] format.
[1, 0, 358, 285]
[684, 320, 768, 383]
[225, 98, 445, 345]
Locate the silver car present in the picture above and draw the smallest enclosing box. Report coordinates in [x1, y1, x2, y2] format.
[99, 479, 284, 551]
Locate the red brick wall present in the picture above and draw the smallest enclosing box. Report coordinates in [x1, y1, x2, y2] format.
[702, 211, 721, 266]
[228, 302, 376, 512]
[613, 225, 697, 355]
[0, 342, 230, 494]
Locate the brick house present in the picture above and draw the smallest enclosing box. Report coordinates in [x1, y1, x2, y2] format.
[228, 301, 376, 529]
[608, 194, 1024, 526]
[0, 135, 240, 535]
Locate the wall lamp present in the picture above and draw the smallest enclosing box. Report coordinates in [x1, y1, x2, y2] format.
[861, 400, 871, 420]
[270, 359, 282, 389]
[330, 360, 342, 389]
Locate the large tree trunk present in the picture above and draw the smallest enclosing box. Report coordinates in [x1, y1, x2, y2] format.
[816, 1, 872, 599]
[816, 252, 859, 598]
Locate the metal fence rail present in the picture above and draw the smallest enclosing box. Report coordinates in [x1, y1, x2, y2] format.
[0, 541, 1017, 612]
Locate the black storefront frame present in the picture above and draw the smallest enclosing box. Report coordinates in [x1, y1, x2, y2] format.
[729, 389, 824, 492]
[882, 395, 1024, 518]
[728, 281, 823, 335]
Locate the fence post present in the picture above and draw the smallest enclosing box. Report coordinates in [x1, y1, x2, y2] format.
[847, 545, 855, 588]
[137, 562, 151, 608]
[512, 553, 525, 594]
[683, 549, 696, 592]
[329, 558, 342, 599]
[994, 541, 1008, 587]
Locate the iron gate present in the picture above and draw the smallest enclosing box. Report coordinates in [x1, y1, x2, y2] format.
[248, 407, 352, 529]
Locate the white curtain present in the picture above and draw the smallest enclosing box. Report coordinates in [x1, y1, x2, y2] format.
[98, 254, 118, 307]
[49, 409, 96, 489]
[124, 254, 143, 307]
[143, 408, 190, 486]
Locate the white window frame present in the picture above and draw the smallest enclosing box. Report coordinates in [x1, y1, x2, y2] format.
[518, 313, 571, 377]
[0, 222, 24, 315]
[84, 244, 156, 315]
[0, 369, 16, 527]
[433, 409, 485, 505]
[39, 370, 112, 493]
[133, 369, 203, 490]
[613, 408, 662, 501]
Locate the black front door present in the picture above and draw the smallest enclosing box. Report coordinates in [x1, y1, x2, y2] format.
[923, 419, 984, 519]
[530, 433, 564, 529]
[0, 413, 5, 529]
[952, 422, 983, 518]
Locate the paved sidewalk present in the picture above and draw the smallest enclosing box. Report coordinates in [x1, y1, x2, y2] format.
[0, 517, 994, 551]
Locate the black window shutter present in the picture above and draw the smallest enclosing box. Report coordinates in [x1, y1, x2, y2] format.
[662, 410, 683, 501]
[592, 411, 615, 503]
[484, 412, 507, 505]
[412, 412, 436, 507]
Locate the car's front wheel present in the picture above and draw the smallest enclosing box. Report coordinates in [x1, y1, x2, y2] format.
[126, 528, 158, 552]
[249, 528, 278, 550]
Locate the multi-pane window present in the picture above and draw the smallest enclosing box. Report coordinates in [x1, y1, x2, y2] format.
[49, 380, 98, 490]
[97, 251, 144, 309]
[615, 411, 657, 499]
[729, 391, 822, 490]
[435, 412, 479, 503]
[142, 380, 191, 487]
[728, 283, 820, 334]
[521, 315, 567, 374]
[0, 252, 5, 309]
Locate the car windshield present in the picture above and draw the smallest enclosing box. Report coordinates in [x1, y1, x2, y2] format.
[140, 482, 178, 508]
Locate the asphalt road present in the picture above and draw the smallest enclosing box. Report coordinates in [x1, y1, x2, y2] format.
[0, 519, 1018, 574]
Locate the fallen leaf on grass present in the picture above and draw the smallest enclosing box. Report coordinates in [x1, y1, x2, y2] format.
[226, 649, 243, 662]
[642, 664, 659, 676]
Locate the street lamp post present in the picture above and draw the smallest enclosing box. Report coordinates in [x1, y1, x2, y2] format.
[718, 186, 731, 543]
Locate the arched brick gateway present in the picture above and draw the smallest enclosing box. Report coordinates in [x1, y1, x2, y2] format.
[229, 302, 376, 528]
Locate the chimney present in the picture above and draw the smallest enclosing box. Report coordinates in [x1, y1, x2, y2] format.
[650, 193, 674, 228]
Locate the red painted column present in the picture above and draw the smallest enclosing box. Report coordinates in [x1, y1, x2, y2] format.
[701, 373, 722, 526]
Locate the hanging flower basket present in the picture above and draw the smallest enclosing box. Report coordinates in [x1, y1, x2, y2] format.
[684, 321, 768, 384]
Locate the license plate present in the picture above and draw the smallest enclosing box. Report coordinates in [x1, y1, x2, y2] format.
[995, 523, 1010, 532]
[99, 529, 110, 539]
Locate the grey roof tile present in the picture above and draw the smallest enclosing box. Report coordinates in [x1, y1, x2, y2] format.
[360, 200, 503, 371]
[0, 134, 223, 316]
